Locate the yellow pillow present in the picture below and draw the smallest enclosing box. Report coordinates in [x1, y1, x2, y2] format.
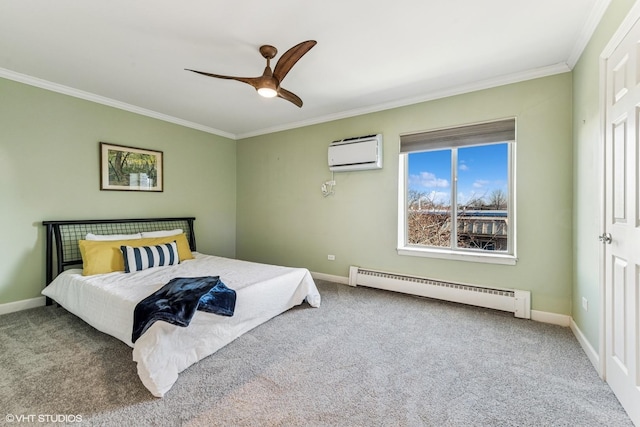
[79, 233, 194, 276]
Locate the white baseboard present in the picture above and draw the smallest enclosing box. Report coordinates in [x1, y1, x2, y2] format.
[310, 272, 349, 285]
[0, 296, 46, 316]
[530, 309, 571, 326]
[313, 274, 574, 326]
[570, 319, 601, 376]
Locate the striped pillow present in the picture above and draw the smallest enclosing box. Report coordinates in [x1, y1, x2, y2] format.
[121, 241, 179, 273]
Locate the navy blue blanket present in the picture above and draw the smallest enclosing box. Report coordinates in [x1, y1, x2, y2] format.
[132, 276, 236, 343]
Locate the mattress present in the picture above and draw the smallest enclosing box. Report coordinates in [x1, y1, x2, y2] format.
[42, 252, 321, 396]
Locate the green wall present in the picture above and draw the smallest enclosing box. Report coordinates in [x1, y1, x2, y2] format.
[0, 77, 236, 305]
[237, 73, 573, 315]
[3, 0, 635, 349]
[572, 0, 636, 353]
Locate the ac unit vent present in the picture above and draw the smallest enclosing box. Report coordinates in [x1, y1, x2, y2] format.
[328, 134, 382, 172]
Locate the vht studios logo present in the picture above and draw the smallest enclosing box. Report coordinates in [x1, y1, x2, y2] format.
[5, 414, 83, 423]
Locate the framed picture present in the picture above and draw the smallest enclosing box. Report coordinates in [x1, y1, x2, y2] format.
[100, 142, 163, 192]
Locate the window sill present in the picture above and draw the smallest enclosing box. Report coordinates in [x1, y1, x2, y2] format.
[397, 246, 517, 265]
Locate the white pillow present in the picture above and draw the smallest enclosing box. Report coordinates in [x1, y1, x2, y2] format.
[140, 229, 183, 238]
[85, 232, 142, 241]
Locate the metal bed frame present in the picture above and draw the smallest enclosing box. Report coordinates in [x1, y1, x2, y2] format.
[42, 217, 196, 304]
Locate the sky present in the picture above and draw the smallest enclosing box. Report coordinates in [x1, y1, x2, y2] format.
[407, 143, 508, 206]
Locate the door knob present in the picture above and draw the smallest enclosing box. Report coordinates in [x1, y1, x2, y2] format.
[599, 233, 612, 244]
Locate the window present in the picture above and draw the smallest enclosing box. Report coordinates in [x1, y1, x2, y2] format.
[398, 118, 516, 265]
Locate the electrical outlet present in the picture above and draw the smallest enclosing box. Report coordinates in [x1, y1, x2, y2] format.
[327, 254, 335, 261]
[582, 297, 588, 311]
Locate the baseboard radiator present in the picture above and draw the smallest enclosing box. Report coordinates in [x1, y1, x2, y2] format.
[348, 266, 531, 319]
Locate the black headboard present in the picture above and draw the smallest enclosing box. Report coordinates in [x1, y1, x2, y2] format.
[43, 217, 196, 287]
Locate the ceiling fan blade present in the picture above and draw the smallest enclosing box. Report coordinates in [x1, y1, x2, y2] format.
[273, 40, 317, 83]
[185, 69, 262, 89]
[277, 87, 303, 108]
[187, 41, 314, 107]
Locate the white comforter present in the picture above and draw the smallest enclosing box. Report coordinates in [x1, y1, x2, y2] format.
[41, 253, 321, 397]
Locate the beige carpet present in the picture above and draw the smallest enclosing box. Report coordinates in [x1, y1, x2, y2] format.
[0, 280, 632, 426]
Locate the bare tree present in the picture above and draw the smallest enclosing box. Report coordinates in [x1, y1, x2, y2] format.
[460, 192, 487, 211]
[407, 189, 507, 251]
[487, 189, 507, 210]
[407, 189, 439, 211]
[407, 190, 451, 247]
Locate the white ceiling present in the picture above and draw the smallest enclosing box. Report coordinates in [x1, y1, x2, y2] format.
[0, 0, 608, 139]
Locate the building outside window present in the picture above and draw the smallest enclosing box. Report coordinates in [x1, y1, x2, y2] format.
[397, 118, 517, 265]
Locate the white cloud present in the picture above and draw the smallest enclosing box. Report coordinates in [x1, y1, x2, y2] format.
[459, 163, 469, 171]
[428, 191, 450, 205]
[409, 172, 449, 189]
[472, 179, 490, 188]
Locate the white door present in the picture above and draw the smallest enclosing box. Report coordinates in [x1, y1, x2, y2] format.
[604, 14, 640, 426]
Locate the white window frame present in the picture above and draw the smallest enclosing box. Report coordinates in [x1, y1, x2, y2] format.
[397, 119, 517, 265]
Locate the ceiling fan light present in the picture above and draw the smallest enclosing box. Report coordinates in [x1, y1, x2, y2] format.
[257, 87, 277, 98]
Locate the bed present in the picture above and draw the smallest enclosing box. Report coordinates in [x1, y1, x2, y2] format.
[41, 217, 321, 397]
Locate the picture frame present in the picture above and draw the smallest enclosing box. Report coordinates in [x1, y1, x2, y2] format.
[100, 142, 163, 192]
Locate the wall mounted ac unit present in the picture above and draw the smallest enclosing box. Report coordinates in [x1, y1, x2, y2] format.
[328, 134, 383, 172]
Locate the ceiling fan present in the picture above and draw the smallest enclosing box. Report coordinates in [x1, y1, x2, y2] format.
[186, 40, 317, 108]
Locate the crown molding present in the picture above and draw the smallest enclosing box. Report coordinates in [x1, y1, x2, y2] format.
[2, 62, 571, 141]
[567, 0, 612, 68]
[237, 62, 571, 139]
[0, 67, 235, 140]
